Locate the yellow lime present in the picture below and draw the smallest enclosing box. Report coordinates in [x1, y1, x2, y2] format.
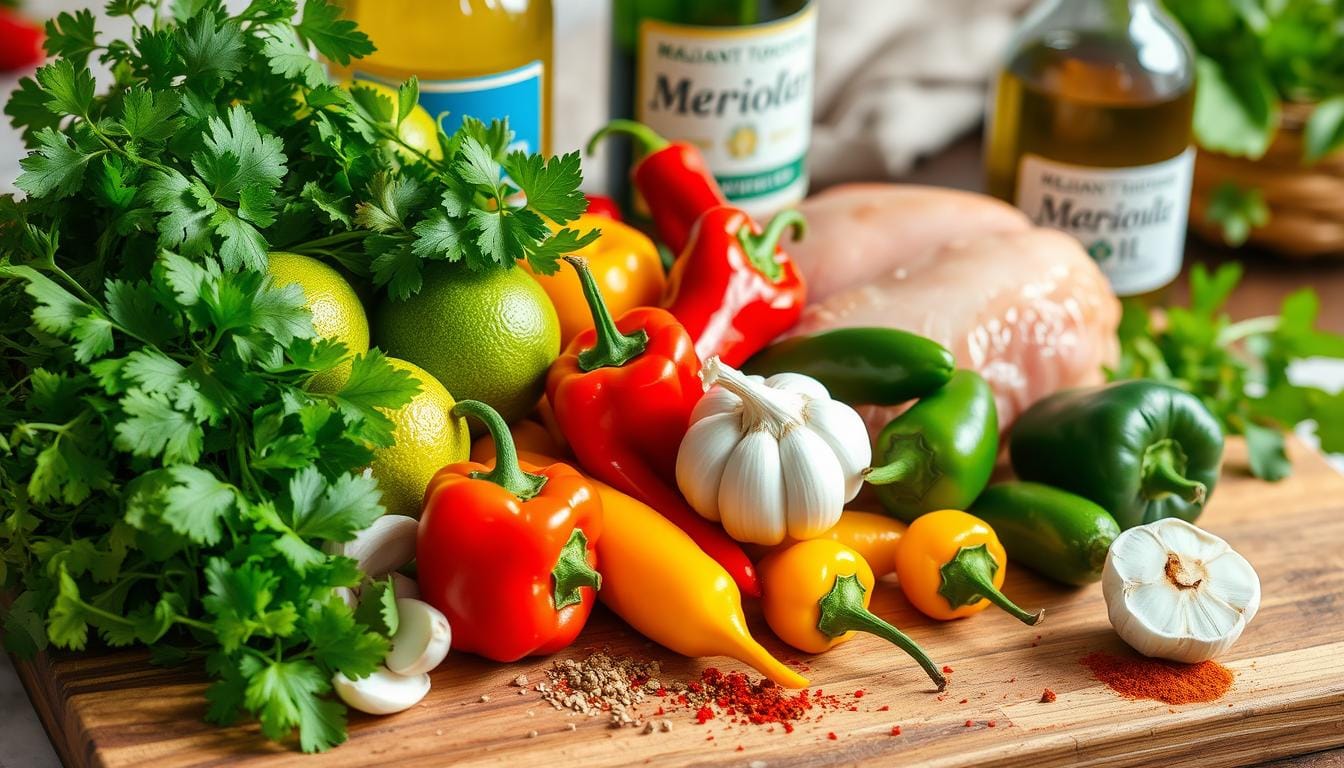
[371, 358, 470, 517]
[374, 264, 560, 425]
[345, 80, 443, 162]
[266, 251, 369, 392]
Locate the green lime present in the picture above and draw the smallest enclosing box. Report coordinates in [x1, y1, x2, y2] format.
[370, 358, 471, 517]
[267, 251, 369, 392]
[374, 264, 560, 425]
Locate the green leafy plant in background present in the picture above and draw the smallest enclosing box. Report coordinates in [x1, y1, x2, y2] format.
[1165, 0, 1344, 244]
[1111, 264, 1344, 481]
[0, 0, 593, 752]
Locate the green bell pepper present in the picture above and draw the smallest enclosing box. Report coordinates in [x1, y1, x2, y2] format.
[864, 370, 998, 523]
[744, 327, 955, 405]
[969, 482, 1120, 586]
[1008, 380, 1224, 530]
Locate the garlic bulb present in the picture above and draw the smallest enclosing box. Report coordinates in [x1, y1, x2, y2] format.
[676, 357, 871, 545]
[1102, 518, 1260, 663]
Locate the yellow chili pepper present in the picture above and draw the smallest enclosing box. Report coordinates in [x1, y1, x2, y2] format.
[894, 509, 1044, 625]
[524, 214, 666, 347]
[760, 540, 945, 690]
[470, 443, 807, 689]
[470, 419, 565, 464]
[761, 510, 906, 578]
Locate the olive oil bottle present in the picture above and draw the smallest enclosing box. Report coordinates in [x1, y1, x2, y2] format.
[333, 0, 553, 154]
[985, 0, 1195, 297]
[611, 0, 816, 220]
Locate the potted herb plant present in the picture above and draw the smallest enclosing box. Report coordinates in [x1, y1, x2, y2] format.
[1168, 0, 1344, 257]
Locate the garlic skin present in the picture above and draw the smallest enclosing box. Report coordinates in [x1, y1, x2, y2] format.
[676, 357, 871, 545]
[1103, 518, 1260, 663]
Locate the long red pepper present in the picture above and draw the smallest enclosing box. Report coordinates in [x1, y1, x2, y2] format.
[663, 206, 808, 367]
[587, 119, 727, 255]
[546, 256, 760, 597]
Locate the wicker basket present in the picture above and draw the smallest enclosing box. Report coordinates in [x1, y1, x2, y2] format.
[1189, 101, 1344, 259]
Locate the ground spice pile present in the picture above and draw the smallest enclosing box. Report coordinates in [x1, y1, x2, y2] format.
[1080, 651, 1233, 704]
[536, 652, 666, 727]
[657, 667, 849, 732]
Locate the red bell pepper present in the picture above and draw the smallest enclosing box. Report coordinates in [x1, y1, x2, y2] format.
[417, 400, 603, 662]
[587, 119, 727, 255]
[664, 206, 808, 367]
[545, 256, 761, 597]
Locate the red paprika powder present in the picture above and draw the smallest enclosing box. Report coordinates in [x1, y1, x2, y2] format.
[1081, 651, 1233, 705]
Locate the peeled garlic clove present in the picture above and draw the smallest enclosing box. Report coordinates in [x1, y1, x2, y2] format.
[391, 572, 420, 600]
[333, 667, 430, 715]
[1102, 518, 1260, 663]
[385, 598, 451, 676]
[324, 514, 418, 578]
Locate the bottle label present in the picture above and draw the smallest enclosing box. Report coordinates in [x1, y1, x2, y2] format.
[1015, 149, 1195, 296]
[635, 5, 816, 218]
[355, 61, 544, 154]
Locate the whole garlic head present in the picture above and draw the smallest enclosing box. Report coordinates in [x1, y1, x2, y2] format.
[1102, 518, 1260, 663]
[675, 357, 870, 545]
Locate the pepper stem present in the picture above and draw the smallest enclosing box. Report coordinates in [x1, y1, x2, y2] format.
[938, 544, 1044, 626]
[1141, 439, 1206, 504]
[564, 256, 649, 371]
[451, 400, 548, 500]
[862, 433, 942, 503]
[736, 209, 806, 283]
[586, 118, 670, 157]
[817, 573, 947, 690]
[552, 529, 601, 609]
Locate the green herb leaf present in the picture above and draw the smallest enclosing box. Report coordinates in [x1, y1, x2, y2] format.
[1193, 56, 1279, 159]
[1304, 95, 1344, 164]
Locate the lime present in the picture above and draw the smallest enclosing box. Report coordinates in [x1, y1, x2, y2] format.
[267, 251, 369, 392]
[374, 264, 560, 425]
[345, 80, 443, 162]
[371, 358, 470, 517]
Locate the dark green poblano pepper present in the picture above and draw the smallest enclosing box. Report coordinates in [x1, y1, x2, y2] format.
[1008, 380, 1224, 530]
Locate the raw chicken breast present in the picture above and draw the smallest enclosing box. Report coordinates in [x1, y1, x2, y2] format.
[790, 184, 1032, 302]
[788, 227, 1120, 437]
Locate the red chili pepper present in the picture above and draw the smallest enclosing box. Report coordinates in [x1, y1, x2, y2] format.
[663, 206, 808, 367]
[587, 119, 727, 255]
[417, 400, 603, 662]
[545, 256, 760, 597]
[0, 10, 44, 72]
[583, 193, 623, 222]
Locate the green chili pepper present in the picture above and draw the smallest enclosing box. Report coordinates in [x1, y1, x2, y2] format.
[969, 482, 1120, 586]
[1009, 380, 1225, 530]
[743, 328, 955, 405]
[864, 370, 998, 523]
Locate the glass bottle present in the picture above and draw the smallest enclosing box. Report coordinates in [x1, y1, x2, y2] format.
[985, 0, 1196, 297]
[333, 0, 553, 155]
[610, 0, 816, 221]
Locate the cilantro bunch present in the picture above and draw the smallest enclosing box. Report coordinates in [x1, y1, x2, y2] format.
[1111, 264, 1344, 481]
[0, 0, 592, 752]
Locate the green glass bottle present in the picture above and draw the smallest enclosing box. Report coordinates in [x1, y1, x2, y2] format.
[610, 0, 816, 221]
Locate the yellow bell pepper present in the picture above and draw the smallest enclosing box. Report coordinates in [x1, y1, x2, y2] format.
[894, 509, 1043, 625]
[469, 443, 807, 689]
[760, 510, 906, 578]
[524, 214, 666, 346]
[759, 540, 945, 690]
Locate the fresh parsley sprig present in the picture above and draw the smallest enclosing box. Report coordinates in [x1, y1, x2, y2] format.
[0, 0, 595, 752]
[1111, 263, 1344, 480]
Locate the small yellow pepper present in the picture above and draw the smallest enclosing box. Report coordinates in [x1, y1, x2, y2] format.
[894, 509, 1043, 625]
[524, 214, 666, 347]
[470, 419, 565, 464]
[759, 540, 945, 690]
[761, 510, 906, 578]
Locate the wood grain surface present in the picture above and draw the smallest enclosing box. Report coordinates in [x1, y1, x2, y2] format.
[12, 437, 1344, 768]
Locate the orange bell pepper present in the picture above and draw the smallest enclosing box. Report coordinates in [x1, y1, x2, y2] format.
[894, 509, 1043, 625]
[525, 213, 665, 346]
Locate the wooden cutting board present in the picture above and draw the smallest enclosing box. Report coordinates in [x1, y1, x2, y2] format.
[13, 438, 1344, 768]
